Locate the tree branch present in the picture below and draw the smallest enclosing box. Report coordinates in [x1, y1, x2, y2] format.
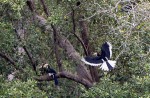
[70, 6, 88, 56]
[39, 0, 50, 16]
[26, 1, 93, 84]
[57, 34, 93, 82]
[0, 52, 16, 66]
[14, 29, 37, 74]
[34, 71, 93, 88]
[51, 25, 63, 71]
[79, 17, 99, 82]
[23, 46, 37, 74]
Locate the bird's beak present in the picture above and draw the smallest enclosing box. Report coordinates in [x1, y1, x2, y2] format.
[43, 63, 49, 68]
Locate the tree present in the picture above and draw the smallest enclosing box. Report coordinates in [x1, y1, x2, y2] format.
[0, 0, 149, 97]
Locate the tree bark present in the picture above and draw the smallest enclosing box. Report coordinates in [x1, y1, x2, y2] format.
[57, 34, 93, 82]
[51, 25, 63, 72]
[35, 71, 93, 88]
[79, 18, 99, 82]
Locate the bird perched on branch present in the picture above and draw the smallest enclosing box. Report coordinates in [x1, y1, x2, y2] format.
[40, 64, 58, 86]
[81, 42, 116, 71]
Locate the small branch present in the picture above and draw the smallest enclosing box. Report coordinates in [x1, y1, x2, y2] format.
[22, 46, 34, 66]
[0, 52, 25, 71]
[14, 29, 37, 74]
[71, 7, 76, 33]
[70, 6, 88, 55]
[39, 0, 50, 16]
[0, 52, 16, 66]
[34, 71, 93, 88]
[23, 46, 37, 74]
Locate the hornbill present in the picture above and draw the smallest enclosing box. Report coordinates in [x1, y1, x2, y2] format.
[41, 64, 58, 86]
[81, 42, 116, 71]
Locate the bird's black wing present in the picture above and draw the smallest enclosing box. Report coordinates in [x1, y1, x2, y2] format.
[47, 67, 56, 74]
[81, 56, 104, 66]
[101, 42, 112, 59]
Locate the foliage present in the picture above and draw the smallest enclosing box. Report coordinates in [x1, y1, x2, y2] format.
[0, 0, 150, 97]
[0, 0, 25, 19]
[0, 22, 15, 52]
[81, 63, 150, 98]
[0, 78, 47, 98]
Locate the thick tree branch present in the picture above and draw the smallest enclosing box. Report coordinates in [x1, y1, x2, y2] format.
[35, 71, 93, 88]
[79, 18, 99, 82]
[22, 46, 34, 66]
[51, 25, 63, 71]
[57, 34, 93, 82]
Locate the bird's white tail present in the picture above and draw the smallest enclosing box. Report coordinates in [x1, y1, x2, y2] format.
[100, 60, 116, 71]
[108, 60, 116, 67]
[100, 62, 108, 71]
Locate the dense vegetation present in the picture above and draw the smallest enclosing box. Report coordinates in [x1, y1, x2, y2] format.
[0, 0, 150, 97]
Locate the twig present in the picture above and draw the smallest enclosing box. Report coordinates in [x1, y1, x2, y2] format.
[70, 5, 88, 55]
[14, 28, 37, 74]
[0, 52, 16, 66]
[23, 46, 37, 74]
[39, 0, 50, 16]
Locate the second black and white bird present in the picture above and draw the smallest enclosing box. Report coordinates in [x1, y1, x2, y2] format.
[81, 42, 116, 71]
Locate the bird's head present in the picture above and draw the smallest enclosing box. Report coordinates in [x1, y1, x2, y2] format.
[39, 63, 49, 69]
[102, 42, 110, 49]
[43, 63, 49, 68]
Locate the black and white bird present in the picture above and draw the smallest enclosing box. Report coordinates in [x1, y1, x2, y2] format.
[41, 64, 58, 86]
[81, 42, 116, 71]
